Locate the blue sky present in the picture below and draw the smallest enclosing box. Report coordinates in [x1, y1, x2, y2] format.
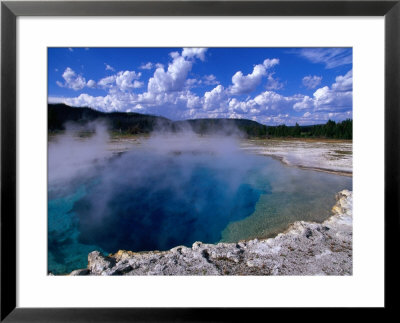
[48, 47, 352, 125]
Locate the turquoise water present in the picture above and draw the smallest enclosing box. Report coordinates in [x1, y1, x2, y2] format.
[48, 145, 351, 275]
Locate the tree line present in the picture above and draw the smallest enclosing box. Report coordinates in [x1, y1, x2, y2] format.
[48, 104, 352, 139]
[259, 119, 352, 139]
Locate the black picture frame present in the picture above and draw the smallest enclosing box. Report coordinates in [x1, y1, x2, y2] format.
[1, 0, 399, 321]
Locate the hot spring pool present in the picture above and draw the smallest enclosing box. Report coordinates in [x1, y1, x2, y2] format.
[48, 137, 352, 275]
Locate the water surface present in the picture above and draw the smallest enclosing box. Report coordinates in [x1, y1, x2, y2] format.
[48, 137, 351, 274]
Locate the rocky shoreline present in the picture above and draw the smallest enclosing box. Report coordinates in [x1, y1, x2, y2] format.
[69, 190, 352, 276]
[241, 139, 352, 176]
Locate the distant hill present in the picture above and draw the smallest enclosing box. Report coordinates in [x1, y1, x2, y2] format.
[48, 104, 352, 139]
[48, 104, 171, 134]
[48, 104, 267, 137]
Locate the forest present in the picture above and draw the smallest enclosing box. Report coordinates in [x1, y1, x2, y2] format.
[48, 104, 352, 139]
[258, 119, 352, 139]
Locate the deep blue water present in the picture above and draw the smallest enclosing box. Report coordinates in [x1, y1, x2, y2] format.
[73, 159, 264, 252]
[48, 143, 351, 275]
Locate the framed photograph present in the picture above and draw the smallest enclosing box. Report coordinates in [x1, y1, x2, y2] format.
[1, 0, 398, 320]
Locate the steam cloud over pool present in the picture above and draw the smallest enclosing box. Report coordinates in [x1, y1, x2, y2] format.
[48, 128, 351, 274]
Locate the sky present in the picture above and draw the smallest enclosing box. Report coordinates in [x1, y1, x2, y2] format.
[48, 47, 352, 126]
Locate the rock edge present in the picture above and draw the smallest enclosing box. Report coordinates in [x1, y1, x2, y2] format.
[69, 190, 352, 276]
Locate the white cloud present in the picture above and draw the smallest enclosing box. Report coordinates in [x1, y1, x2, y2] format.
[185, 78, 201, 88]
[295, 70, 352, 112]
[203, 74, 219, 86]
[49, 92, 138, 113]
[228, 98, 257, 114]
[331, 70, 352, 92]
[49, 80, 351, 125]
[115, 71, 143, 91]
[96, 70, 143, 92]
[297, 48, 352, 69]
[57, 67, 86, 91]
[182, 48, 208, 61]
[253, 91, 296, 111]
[97, 75, 116, 89]
[203, 85, 227, 111]
[226, 90, 303, 117]
[313, 85, 352, 111]
[105, 63, 115, 72]
[147, 52, 192, 94]
[133, 81, 144, 88]
[230, 58, 279, 95]
[302, 75, 322, 89]
[265, 73, 284, 90]
[50, 51, 352, 126]
[182, 92, 202, 110]
[263, 58, 280, 69]
[293, 96, 314, 111]
[185, 74, 219, 89]
[169, 51, 180, 59]
[140, 62, 153, 70]
[87, 80, 96, 88]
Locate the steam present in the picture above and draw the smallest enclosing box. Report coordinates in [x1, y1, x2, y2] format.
[48, 121, 110, 185]
[48, 119, 249, 186]
[48, 121, 264, 252]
